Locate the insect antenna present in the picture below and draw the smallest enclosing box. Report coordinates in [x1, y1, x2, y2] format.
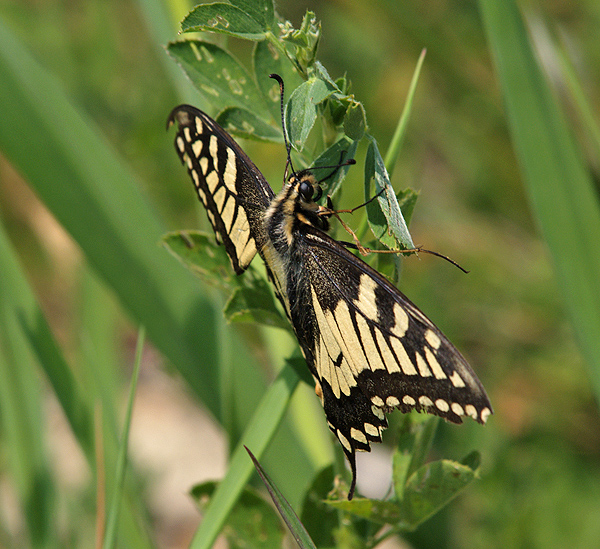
[269, 73, 297, 181]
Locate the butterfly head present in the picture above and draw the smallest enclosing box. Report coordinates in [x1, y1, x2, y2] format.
[286, 170, 331, 231]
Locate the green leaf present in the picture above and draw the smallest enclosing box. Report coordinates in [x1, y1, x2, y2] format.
[161, 231, 237, 290]
[310, 136, 358, 198]
[392, 415, 439, 502]
[246, 446, 318, 549]
[224, 285, 290, 330]
[253, 40, 303, 123]
[287, 77, 336, 149]
[364, 137, 415, 249]
[343, 101, 366, 141]
[167, 40, 270, 118]
[400, 455, 479, 529]
[181, 3, 268, 40]
[229, 0, 275, 30]
[479, 0, 600, 399]
[216, 106, 282, 142]
[161, 232, 288, 330]
[299, 466, 338, 548]
[191, 482, 285, 548]
[325, 497, 403, 525]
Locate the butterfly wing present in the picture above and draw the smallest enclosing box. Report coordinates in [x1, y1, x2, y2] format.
[168, 105, 275, 273]
[290, 225, 492, 498]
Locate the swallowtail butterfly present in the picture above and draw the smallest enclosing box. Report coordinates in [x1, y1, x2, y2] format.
[168, 94, 492, 499]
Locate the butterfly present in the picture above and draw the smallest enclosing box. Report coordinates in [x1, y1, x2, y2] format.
[168, 94, 491, 499]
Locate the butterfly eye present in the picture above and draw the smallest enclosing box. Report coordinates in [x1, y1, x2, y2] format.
[299, 180, 314, 201]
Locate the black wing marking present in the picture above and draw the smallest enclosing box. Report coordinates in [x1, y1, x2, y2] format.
[168, 105, 275, 273]
[291, 225, 492, 498]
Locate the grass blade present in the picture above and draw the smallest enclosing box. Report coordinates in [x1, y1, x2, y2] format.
[479, 0, 600, 397]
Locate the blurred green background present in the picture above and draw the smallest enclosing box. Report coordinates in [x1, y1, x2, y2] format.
[1, 0, 600, 547]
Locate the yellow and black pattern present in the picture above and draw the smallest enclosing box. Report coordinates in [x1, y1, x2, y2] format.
[168, 104, 492, 500]
[168, 105, 274, 273]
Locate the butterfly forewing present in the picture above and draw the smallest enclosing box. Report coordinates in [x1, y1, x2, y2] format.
[168, 105, 274, 273]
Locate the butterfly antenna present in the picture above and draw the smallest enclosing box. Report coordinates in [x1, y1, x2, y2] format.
[269, 74, 297, 179]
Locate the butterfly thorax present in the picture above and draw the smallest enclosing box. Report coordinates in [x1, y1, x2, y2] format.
[261, 170, 329, 349]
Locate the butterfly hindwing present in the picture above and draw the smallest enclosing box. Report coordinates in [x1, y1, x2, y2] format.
[291, 225, 491, 497]
[168, 105, 274, 273]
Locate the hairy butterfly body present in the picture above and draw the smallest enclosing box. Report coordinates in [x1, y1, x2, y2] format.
[168, 104, 492, 499]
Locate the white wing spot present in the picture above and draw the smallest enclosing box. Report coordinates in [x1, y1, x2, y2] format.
[176, 136, 185, 153]
[192, 140, 203, 158]
[209, 135, 219, 167]
[386, 396, 400, 407]
[199, 157, 209, 176]
[390, 338, 418, 375]
[206, 171, 219, 193]
[195, 117, 203, 134]
[391, 303, 409, 338]
[449, 371, 466, 388]
[481, 407, 492, 423]
[337, 430, 352, 452]
[371, 396, 385, 407]
[424, 347, 447, 380]
[351, 428, 367, 444]
[357, 274, 380, 321]
[403, 395, 416, 406]
[425, 329, 441, 349]
[451, 402, 465, 416]
[371, 405, 384, 420]
[465, 405, 478, 420]
[236, 236, 257, 268]
[221, 196, 236, 232]
[223, 148, 237, 193]
[375, 330, 401, 374]
[356, 315, 385, 371]
[435, 399, 450, 412]
[213, 186, 226, 213]
[419, 396, 434, 407]
[196, 186, 206, 205]
[183, 127, 191, 142]
[364, 423, 379, 437]
[416, 352, 432, 377]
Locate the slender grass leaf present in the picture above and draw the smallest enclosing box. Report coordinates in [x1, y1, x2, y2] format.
[189, 361, 302, 549]
[246, 446, 317, 549]
[103, 327, 145, 549]
[0, 18, 227, 420]
[191, 482, 285, 548]
[181, 3, 268, 40]
[384, 48, 426, 178]
[479, 0, 600, 398]
[0, 223, 94, 459]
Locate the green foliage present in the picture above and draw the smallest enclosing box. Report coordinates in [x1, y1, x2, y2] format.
[1, 0, 599, 547]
